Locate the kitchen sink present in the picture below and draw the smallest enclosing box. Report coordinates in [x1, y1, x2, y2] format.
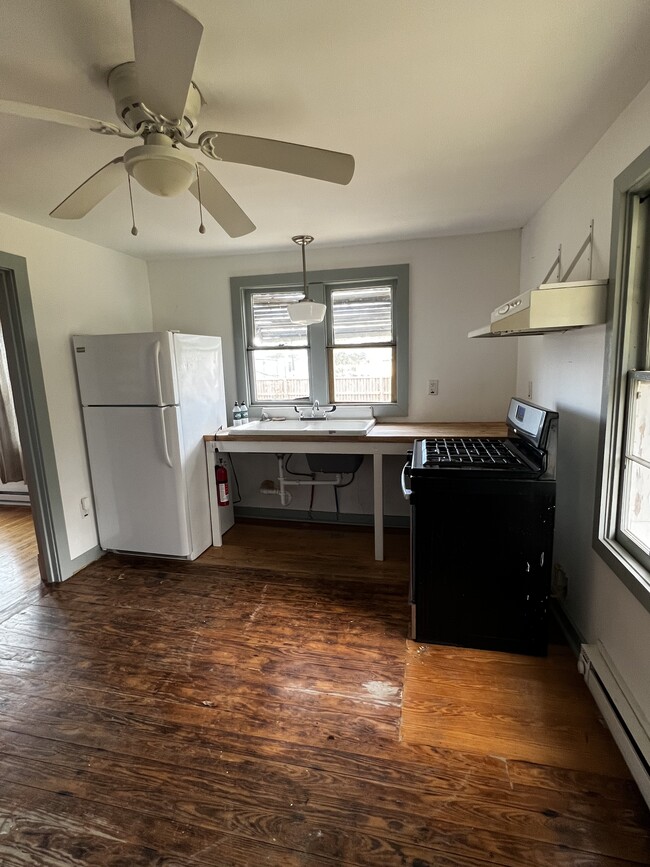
[231, 419, 376, 436]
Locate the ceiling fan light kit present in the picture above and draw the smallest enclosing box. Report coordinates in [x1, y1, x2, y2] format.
[124, 134, 196, 197]
[288, 235, 326, 326]
[0, 0, 355, 239]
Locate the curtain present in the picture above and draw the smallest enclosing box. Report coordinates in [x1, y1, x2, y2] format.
[0, 322, 24, 484]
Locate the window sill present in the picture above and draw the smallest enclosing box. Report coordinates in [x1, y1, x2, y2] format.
[594, 535, 650, 614]
[246, 403, 407, 421]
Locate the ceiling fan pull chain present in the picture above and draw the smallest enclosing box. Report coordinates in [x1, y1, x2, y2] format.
[127, 174, 138, 236]
[196, 166, 206, 234]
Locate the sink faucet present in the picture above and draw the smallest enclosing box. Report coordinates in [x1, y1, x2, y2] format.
[311, 400, 336, 420]
[294, 401, 337, 420]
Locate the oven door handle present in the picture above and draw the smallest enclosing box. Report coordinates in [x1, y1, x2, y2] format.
[401, 461, 412, 499]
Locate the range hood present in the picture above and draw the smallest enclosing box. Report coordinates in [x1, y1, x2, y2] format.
[468, 279, 609, 338]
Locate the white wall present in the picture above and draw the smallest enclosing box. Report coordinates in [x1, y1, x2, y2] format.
[517, 81, 650, 718]
[0, 213, 152, 561]
[148, 231, 521, 517]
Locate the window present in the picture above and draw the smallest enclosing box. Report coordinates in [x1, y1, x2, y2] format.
[619, 373, 650, 566]
[596, 146, 650, 612]
[231, 264, 408, 417]
[328, 284, 395, 404]
[248, 290, 310, 403]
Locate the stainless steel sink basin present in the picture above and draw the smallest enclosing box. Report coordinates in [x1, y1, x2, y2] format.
[231, 419, 376, 436]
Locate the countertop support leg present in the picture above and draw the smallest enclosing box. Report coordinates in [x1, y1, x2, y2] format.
[373, 452, 384, 560]
[205, 442, 234, 546]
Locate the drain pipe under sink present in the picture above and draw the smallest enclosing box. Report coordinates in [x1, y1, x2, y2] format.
[259, 454, 342, 506]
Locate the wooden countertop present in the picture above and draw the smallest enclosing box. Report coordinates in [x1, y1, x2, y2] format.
[207, 422, 508, 444]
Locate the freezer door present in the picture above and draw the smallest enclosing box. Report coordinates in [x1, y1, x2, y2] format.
[83, 406, 191, 556]
[73, 332, 178, 406]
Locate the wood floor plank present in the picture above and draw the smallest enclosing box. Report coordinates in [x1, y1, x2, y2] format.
[0, 782, 342, 867]
[0, 506, 43, 622]
[0, 696, 642, 829]
[0, 730, 645, 867]
[401, 641, 632, 776]
[0, 521, 647, 866]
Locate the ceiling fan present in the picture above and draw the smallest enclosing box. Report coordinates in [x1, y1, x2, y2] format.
[0, 0, 355, 238]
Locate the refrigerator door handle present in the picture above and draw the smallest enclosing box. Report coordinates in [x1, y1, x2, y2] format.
[153, 340, 164, 406]
[159, 408, 174, 468]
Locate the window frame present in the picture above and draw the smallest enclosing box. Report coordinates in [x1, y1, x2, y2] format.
[231, 264, 409, 418]
[617, 371, 650, 570]
[244, 286, 313, 405]
[325, 280, 397, 405]
[595, 144, 650, 613]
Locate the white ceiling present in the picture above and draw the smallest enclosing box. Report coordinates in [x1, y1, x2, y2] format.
[1, 0, 650, 260]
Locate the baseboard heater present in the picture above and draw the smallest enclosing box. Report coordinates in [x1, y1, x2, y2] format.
[578, 643, 650, 807]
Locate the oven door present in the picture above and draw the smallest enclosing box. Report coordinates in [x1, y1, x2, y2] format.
[409, 473, 555, 656]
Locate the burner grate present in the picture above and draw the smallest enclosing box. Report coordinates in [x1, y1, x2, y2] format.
[423, 437, 526, 468]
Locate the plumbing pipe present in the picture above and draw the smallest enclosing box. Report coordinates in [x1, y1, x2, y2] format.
[258, 455, 343, 507]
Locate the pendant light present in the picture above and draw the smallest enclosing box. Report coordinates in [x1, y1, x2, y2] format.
[287, 235, 326, 325]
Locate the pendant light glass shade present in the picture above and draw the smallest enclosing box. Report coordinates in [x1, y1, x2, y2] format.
[287, 235, 326, 325]
[287, 300, 326, 325]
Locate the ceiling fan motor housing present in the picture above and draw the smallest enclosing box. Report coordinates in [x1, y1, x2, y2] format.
[107, 62, 202, 138]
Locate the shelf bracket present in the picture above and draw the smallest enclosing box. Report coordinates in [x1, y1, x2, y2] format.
[560, 220, 595, 282]
[542, 245, 562, 284]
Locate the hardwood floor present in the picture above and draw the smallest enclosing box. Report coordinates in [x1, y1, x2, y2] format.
[0, 505, 44, 622]
[0, 521, 647, 865]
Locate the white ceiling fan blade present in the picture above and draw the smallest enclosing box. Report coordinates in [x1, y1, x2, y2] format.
[0, 99, 125, 136]
[50, 158, 125, 219]
[199, 132, 355, 185]
[190, 164, 255, 238]
[130, 0, 203, 122]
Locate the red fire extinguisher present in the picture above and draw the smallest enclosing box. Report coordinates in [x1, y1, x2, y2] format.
[216, 460, 230, 507]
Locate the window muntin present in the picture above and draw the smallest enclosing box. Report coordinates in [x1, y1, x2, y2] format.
[247, 290, 311, 403]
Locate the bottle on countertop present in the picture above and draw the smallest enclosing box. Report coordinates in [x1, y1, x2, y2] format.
[232, 401, 242, 426]
[240, 400, 249, 425]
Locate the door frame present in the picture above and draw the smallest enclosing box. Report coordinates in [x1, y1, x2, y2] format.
[0, 251, 97, 583]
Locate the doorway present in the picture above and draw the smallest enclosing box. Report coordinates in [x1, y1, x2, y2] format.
[0, 251, 83, 605]
[0, 313, 41, 616]
[0, 312, 29, 503]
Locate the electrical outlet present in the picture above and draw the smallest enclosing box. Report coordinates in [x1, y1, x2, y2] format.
[428, 379, 439, 396]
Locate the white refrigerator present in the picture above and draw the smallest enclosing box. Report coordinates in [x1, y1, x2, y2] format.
[73, 331, 227, 559]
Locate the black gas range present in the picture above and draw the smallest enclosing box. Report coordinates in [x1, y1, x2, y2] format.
[402, 398, 558, 656]
[409, 397, 557, 478]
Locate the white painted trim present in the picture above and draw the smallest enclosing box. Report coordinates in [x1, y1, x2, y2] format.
[373, 453, 383, 560]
